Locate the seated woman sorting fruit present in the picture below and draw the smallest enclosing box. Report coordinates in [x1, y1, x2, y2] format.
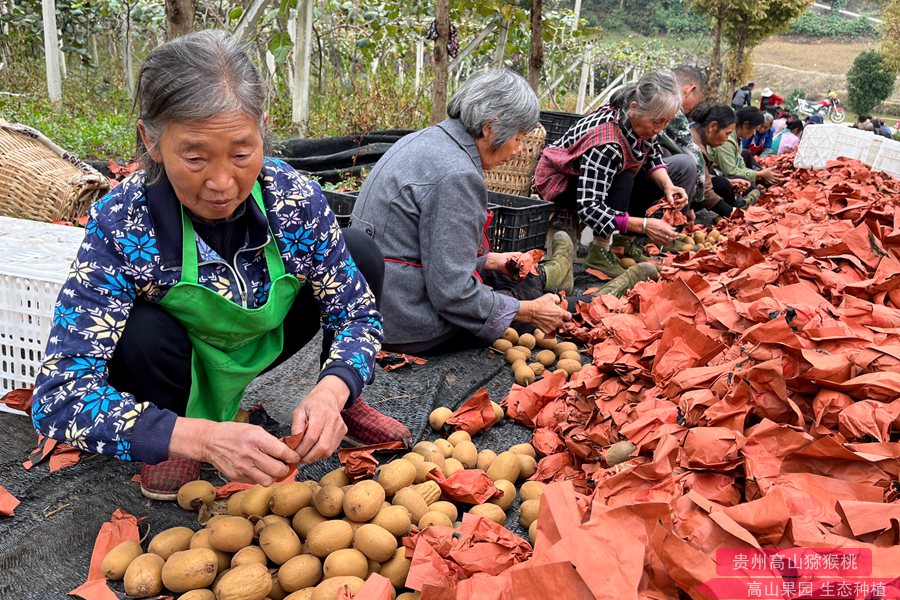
[31, 31, 410, 502]
[534, 70, 696, 278]
[351, 69, 574, 355]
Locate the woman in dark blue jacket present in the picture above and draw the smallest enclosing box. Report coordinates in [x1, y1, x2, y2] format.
[31, 31, 408, 501]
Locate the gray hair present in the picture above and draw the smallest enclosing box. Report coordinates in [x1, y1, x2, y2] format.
[447, 69, 540, 150]
[763, 112, 774, 124]
[135, 29, 267, 185]
[610, 70, 683, 120]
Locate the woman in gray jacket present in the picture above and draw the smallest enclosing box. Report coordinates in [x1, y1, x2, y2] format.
[352, 70, 572, 354]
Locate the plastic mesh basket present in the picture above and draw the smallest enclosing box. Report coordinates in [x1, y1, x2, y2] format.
[794, 124, 874, 169]
[321, 189, 358, 228]
[870, 138, 900, 179]
[486, 192, 553, 252]
[539, 111, 583, 146]
[0, 217, 83, 394]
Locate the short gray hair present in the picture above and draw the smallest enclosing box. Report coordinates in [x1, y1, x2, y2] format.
[763, 112, 774, 124]
[610, 70, 683, 120]
[135, 30, 267, 185]
[447, 69, 539, 150]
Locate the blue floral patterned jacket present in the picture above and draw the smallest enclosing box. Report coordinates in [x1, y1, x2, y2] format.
[31, 158, 383, 464]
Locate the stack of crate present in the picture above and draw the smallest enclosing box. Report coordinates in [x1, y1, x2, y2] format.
[0, 216, 83, 395]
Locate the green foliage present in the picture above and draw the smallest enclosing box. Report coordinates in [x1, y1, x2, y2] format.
[788, 12, 879, 37]
[0, 57, 135, 159]
[846, 50, 896, 114]
[0, 0, 165, 66]
[593, 0, 708, 38]
[785, 87, 806, 110]
[721, 0, 813, 90]
[883, 0, 900, 72]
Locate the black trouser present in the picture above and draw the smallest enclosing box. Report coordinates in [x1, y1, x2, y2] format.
[741, 149, 762, 170]
[707, 175, 741, 217]
[553, 154, 698, 226]
[106, 229, 384, 416]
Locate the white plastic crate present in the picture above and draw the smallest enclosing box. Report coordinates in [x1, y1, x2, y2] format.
[871, 138, 900, 179]
[794, 124, 875, 169]
[0, 216, 84, 395]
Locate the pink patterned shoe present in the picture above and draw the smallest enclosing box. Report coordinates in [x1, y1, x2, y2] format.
[341, 398, 412, 447]
[140, 458, 201, 501]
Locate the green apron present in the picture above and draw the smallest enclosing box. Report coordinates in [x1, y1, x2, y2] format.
[157, 181, 301, 421]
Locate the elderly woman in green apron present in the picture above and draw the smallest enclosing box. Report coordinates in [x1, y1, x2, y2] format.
[31, 31, 407, 501]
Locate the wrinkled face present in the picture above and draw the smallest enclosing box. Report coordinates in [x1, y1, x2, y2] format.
[628, 102, 677, 139]
[478, 127, 526, 171]
[757, 121, 772, 135]
[140, 112, 265, 220]
[706, 122, 735, 148]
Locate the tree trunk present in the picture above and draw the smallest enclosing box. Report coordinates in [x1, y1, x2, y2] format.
[528, 0, 543, 93]
[165, 0, 194, 39]
[123, 6, 134, 97]
[41, 0, 61, 103]
[706, 12, 723, 102]
[430, 0, 450, 124]
[572, 0, 582, 31]
[494, 17, 509, 66]
[415, 37, 424, 92]
[292, 0, 313, 136]
[726, 29, 747, 97]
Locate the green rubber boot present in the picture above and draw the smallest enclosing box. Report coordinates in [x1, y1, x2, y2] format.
[742, 188, 761, 208]
[595, 263, 660, 298]
[612, 234, 653, 263]
[584, 242, 626, 278]
[541, 231, 575, 293]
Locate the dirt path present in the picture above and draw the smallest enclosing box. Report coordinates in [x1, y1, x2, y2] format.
[750, 36, 900, 109]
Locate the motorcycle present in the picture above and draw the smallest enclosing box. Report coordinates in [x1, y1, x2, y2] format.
[793, 94, 847, 123]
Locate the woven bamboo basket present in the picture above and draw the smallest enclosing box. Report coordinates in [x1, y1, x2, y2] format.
[483, 123, 547, 197]
[0, 123, 109, 223]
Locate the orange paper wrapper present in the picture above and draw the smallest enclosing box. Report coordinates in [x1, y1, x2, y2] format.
[445, 388, 498, 435]
[0, 484, 20, 517]
[338, 440, 407, 480]
[22, 435, 81, 472]
[427, 469, 501, 504]
[339, 573, 394, 600]
[0, 387, 33, 413]
[69, 508, 141, 600]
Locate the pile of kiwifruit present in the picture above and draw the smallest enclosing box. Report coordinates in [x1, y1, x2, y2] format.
[100, 435, 546, 600]
[674, 229, 728, 254]
[491, 327, 583, 386]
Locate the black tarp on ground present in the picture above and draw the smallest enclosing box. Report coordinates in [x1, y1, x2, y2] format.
[0, 331, 530, 598]
[0, 265, 599, 599]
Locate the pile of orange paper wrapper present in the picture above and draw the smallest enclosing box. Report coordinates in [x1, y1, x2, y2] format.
[404, 156, 900, 599]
